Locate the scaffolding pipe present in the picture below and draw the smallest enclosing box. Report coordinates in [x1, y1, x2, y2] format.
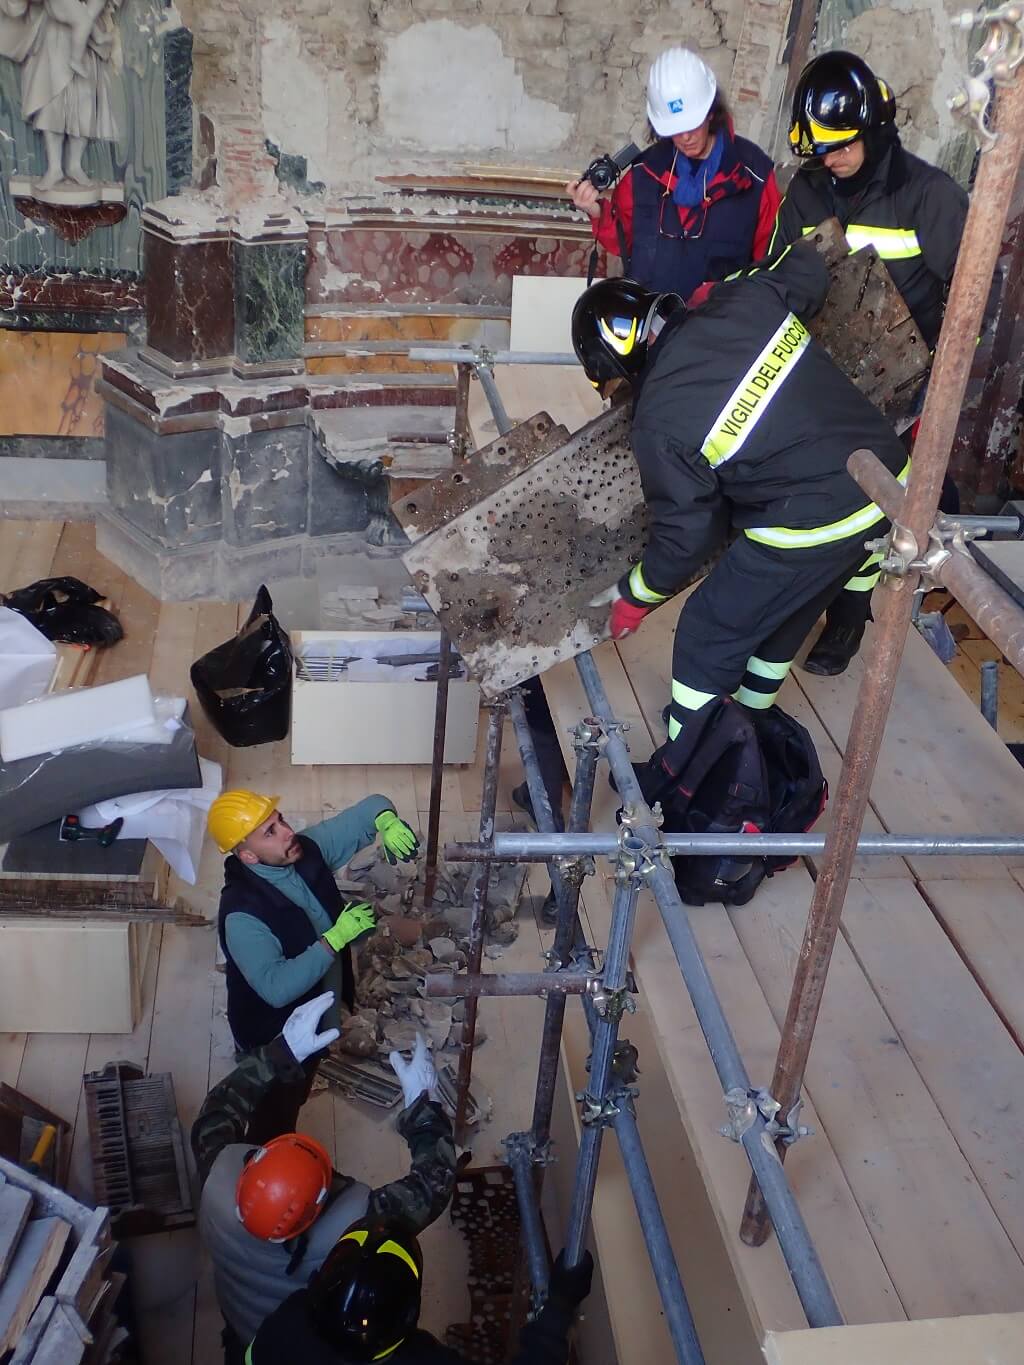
[474, 363, 513, 436]
[563, 852, 643, 1268]
[505, 1134, 551, 1298]
[981, 659, 1000, 730]
[848, 449, 1024, 679]
[528, 717, 602, 1150]
[740, 62, 1024, 1248]
[575, 651, 842, 1328]
[444, 831, 1024, 860]
[424, 970, 592, 998]
[422, 629, 453, 909]
[407, 346, 579, 367]
[612, 1106, 706, 1365]
[453, 702, 505, 1139]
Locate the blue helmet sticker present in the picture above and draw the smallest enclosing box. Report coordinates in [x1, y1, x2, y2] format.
[668, 97, 684, 113]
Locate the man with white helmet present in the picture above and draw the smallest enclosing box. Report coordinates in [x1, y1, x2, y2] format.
[567, 46, 780, 302]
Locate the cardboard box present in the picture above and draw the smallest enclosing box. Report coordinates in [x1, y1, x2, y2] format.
[291, 631, 479, 765]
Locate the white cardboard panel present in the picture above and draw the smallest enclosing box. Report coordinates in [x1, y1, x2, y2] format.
[510, 274, 589, 354]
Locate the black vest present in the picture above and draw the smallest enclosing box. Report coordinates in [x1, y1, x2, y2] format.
[249, 1289, 457, 1363]
[630, 134, 773, 298]
[218, 835, 353, 1052]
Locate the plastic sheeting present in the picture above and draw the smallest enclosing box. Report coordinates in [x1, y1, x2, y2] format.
[0, 607, 57, 710]
[77, 756, 223, 885]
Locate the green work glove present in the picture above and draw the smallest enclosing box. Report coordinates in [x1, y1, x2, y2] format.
[374, 810, 420, 865]
[323, 901, 376, 954]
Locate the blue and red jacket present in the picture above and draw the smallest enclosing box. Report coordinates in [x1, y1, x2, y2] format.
[592, 131, 780, 303]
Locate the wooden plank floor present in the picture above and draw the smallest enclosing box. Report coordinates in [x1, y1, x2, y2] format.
[0, 520, 555, 1364]
[542, 595, 1024, 1351]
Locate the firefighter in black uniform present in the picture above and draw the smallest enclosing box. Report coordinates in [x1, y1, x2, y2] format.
[572, 243, 908, 739]
[769, 49, 969, 674]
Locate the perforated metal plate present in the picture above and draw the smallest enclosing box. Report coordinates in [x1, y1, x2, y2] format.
[807, 218, 930, 424]
[402, 403, 645, 696]
[391, 412, 570, 540]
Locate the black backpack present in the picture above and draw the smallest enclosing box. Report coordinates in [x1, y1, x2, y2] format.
[632, 698, 827, 906]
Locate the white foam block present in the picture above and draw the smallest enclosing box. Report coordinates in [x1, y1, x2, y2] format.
[0, 673, 157, 762]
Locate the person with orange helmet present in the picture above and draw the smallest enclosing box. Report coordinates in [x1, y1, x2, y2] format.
[191, 993, 455, 1364]
[207, 788, 420, 1143]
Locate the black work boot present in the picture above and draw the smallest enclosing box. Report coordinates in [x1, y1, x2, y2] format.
[511, 782, 536, 826]
[802, 616, 867, 676]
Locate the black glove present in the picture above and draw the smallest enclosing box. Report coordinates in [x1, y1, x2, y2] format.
[548, 1249, 594, 1309]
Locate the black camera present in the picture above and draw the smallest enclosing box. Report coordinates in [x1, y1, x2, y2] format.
[580, 141, 642, 191]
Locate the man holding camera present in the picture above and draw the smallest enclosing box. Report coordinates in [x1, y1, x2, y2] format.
[567, 46, 779, 303]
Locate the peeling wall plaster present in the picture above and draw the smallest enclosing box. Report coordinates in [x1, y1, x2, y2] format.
[176, 0, 978, 201]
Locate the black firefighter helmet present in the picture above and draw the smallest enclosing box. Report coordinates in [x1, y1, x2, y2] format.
[306, 1216, 424, 1362]
[789, 50, 896, 158]
[571, 277, 683, 388]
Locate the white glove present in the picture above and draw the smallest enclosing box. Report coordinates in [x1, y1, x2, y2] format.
[282, 991, 340, 1064]
[389, 1031, 440, 1109]
[588, 583, 621, 608]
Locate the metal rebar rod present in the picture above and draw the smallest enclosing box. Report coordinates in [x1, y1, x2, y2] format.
[612, 1107, 706, 1365]
[849, 449, 1024, 678]
[740, 67, 1024, 1249]
[451, 361, 472, 460]
[563, 854, 643, 1268]
[531, 724, 601, 1150]
[422, 629, 453, 909]
[574, 652, 841, 1327]
[425, 970, 592, 998]
[474, 363, 513, 436]
[981, 659, 1000, 730]
[505, 1133, 550, 1297]
[445, 831, 1024, 860]
[407, 346, 579, 366]
[453, 702, 505, 1139]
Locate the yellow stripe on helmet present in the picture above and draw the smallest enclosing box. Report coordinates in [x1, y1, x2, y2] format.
[377, 1238, 420, 1279]
[789, 115, 860, 153]
[597, 315, 639, 356]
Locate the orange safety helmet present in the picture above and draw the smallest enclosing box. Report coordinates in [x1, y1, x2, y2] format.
[235, 1133, 333, 1242]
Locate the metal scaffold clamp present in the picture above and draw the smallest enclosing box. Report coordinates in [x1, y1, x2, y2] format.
[719, 1087, 813, 1146]
[950, 2, 1024, 149]
[503, 1130, 554, 1168]
[572, 717, 604, 751]
[615, 817, 670, 879]
[576, 1081, 638, 1127]
[553, 852, 596, 888]
[586, 970, 638, 1022]
[868, 514, 979, 589]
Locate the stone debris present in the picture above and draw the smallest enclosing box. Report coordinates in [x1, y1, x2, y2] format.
[334, 844, 531, 1116]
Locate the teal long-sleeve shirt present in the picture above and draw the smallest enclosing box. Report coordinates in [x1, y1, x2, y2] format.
[223, 794, 394, 1034]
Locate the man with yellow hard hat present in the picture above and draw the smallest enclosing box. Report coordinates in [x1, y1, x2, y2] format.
[207, 788, 420, 1142]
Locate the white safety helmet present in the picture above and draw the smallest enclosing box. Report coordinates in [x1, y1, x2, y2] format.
[646, 47, 718, 137]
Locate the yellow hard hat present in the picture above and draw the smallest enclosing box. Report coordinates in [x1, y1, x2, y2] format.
[207, 789, 280, 853]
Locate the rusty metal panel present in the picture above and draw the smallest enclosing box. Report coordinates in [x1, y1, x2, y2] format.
[391, 411, 569, 540]
[402, 403, 645, 695]
[806, 218, 931, 425]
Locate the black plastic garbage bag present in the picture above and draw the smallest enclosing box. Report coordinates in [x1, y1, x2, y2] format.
[2, 576, 123, 647]
[190, 585, 293, 747]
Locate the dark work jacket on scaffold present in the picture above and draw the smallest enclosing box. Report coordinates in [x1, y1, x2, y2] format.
[592, 131, 780, 301]
[246, 1284, 579, 1365]
[767, 131, 968, 348]
[218, 836, 354, 1052]
[618, 243, 910, 610]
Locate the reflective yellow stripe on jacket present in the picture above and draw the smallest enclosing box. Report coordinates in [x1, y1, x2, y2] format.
[800, 222, 921, 261]
[700, 313, 811, 468]
[745, 459, 911, 549]
[628, 562, 669, 605]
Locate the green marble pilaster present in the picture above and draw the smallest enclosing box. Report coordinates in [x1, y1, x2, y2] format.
[233, 237, 306, 373]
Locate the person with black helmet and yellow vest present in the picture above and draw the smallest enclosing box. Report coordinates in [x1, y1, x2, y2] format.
[572, 241, 909, 741]
[207, 788, 421, 1144]
[769, 49, 969, 675]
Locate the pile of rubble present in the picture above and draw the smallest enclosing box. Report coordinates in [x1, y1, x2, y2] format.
[333, 840, 527, 1068]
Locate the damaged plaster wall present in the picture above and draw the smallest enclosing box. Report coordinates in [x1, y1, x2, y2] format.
[175, 0, 976, 203]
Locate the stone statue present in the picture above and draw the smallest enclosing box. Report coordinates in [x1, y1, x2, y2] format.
[0, 0, 120, 193]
